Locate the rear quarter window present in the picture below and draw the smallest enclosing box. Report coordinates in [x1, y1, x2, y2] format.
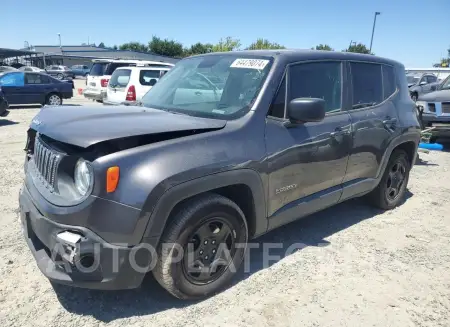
[382, 65, 396, 99]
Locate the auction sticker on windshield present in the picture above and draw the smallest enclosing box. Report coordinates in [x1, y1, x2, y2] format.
[231, 58, 270, 70]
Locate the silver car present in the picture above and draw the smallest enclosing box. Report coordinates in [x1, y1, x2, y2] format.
[407, 73, 441, 101]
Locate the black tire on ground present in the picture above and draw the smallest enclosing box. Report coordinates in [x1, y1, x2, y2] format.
[45, 93, 62, 106]
[153, 193, 248, 300]
[367, 149, 411, 210]
[56, 73, 63, 80]
[411, 92, 418, 102]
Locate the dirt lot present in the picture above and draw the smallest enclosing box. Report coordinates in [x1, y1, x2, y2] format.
[0, 108, 449, 327]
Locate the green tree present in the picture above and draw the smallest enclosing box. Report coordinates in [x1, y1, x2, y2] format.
[148, 36, 184, 57]
[312, 44, 334, 51]
[344, 43, 372, 54]
[246, 38, 285, 50]
[112, 45, 118, 50]
[211, 37, 241, 52]
[119, 42, 148, 52]
[184, 42, 213, 57]
[98, 42, 105, 48]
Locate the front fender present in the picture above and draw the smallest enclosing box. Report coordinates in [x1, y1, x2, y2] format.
[140, 169, 267, 247]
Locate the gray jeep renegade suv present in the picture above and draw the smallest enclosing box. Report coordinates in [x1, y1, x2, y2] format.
[19, 50, 421, 299]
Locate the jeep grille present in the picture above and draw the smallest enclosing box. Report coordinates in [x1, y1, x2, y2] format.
[32, 135, 62, 190]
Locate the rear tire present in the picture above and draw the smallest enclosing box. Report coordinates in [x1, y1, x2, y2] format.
[411, 92, 418, 102]
[45, 93, 62, 106]
[153, 193, 248, 300]
[367, 150, 411, 210]
[56, 73, 63, 80]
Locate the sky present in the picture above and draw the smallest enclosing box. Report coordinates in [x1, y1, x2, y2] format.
[3, 0, 449, 67]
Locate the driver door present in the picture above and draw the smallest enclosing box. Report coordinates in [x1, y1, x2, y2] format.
[173, 73, 219, 105]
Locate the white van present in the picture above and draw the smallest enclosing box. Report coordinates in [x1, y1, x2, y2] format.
[84, 59, 174, 102]
[104, 66, 171, 105]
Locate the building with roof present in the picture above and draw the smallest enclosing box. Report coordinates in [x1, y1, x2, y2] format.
[18, 45, 179, 68]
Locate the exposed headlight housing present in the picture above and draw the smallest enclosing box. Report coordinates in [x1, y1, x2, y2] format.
[74, 159, 93, 196]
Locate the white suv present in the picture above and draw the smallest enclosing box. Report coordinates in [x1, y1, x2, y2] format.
[104, 66, 171, 105]
[84, 59, 174, 102]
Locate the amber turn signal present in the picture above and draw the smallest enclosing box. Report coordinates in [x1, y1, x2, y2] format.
[106, 166, 120, 193]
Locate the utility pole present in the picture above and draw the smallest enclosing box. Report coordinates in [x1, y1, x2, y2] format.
[369, 12, 381, 53]
[58, 33, 63, 65]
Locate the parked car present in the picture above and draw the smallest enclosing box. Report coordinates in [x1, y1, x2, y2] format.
[71, 65, 90, 77]
[45, 65, 75, 80]
[19, 66, 45, 73]
[0, 90, 9, 117]
[0, 71, 73, 105]
[104, 66, 171, 105]
[84, 59, 174, 102]
[416, 74, 450, 141]
[407, 73, 441, 101]
[19, 50, 420, 300]
[0, 66, 18, 73]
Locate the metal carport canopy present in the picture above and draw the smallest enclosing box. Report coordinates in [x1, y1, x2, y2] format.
[0, 48, 40, 59]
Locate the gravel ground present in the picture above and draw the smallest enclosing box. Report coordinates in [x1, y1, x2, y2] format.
[0, 108, 449, 327]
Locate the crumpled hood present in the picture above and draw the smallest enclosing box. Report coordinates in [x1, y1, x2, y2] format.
[419, 89, 450, 102]
[30, 105, 226, 148]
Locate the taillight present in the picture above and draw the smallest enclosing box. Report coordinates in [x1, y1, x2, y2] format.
[101, 79, 109, 87]
[126, 85, 136, 101]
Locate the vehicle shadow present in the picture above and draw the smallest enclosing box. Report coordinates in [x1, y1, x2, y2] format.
[53, 191, 413, 322]
[414, 156, 439, 166]
[0, 119, 19, 127]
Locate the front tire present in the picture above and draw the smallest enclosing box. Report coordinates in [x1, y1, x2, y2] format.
[411, 92, 418, 102]
[153, 193, 248, 300]
[368, 149, 411, 210]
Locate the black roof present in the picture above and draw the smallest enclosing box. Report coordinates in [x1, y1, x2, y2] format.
[0, 48, 41, 60]
[193, 49, 401, 67]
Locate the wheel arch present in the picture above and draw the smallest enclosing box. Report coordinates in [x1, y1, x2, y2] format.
[141, 169, 267, 246]
[376, 133, 420, 179]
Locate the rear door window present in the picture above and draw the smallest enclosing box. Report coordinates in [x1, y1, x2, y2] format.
[350, 62, 382, 109]
[25, 73, 43, 84]
[109, 69, 131, 87]
[139, 70, 161, 86]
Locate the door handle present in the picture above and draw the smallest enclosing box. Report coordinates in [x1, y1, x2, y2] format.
[330, 128, 350, 138]
[383, 118, 397, 129]
[195, 91, 202, 96]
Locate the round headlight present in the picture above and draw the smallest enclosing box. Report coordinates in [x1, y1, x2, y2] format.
[74, 159, 93, 196]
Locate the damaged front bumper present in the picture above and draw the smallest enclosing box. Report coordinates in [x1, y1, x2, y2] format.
[18, 185, 151, 290]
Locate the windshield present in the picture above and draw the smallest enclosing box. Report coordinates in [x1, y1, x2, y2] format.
[406, 75, 419, 84]
[440, 75, 450, 90]
[141, 55, 272, 119]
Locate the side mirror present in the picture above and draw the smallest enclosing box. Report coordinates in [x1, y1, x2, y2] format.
[419, 81, 427, 86]
[287, 98, 326, 123]
[149, 79, 157, 86]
